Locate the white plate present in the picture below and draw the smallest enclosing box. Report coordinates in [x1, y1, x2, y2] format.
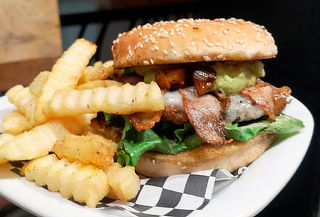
[0, 96, 314, 217]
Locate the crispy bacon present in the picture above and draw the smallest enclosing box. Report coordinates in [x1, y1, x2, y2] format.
[240, 83, 291, 120]
[162, 104, 188, 123]
[179, 87, 225, 145]
[128, 111, 162, 131]
[214, 89, 230, 112]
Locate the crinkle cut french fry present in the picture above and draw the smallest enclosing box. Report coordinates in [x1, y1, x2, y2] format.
[53, 133, 117, 170]
[0, 121, 69, 161]
[29, 71, 50, 97]
[1, 110, 33, 134]
[33, 39, 97, 123]
[58, 113, 97, 135]
[23, 154, 109, 208]
[38, 39, 97, 105]
[79, 60, 115, 84]
[5, 85, 37, 118]
[45, 81, 164, 117]
[0, 133, 15, 164]
[105, 163, 140, 201]
[0, 134, 15, 146]
[76, 80, 122, 90]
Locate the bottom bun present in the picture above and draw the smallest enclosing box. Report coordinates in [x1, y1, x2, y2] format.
[136, 132, 275, 177]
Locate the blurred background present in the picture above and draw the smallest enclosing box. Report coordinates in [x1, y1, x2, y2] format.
[0, 0, 319, 216]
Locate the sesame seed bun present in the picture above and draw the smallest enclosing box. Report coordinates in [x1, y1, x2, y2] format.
[112, 18, 277, 68]
[136, 132, 275, 177]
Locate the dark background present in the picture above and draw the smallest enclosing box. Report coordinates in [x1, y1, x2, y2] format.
[1, 0, 319, 216]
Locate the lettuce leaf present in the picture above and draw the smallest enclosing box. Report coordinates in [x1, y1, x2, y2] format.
[105, 114, 203, 167]
[225, 114, 304, 142]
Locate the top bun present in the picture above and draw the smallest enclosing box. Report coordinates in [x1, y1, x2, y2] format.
[112, 18, 277, 68]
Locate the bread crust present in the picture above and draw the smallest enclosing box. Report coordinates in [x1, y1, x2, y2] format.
[136, 132, 275, 177]
[112, 18, 277, 68]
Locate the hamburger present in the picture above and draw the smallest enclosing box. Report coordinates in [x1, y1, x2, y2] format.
[107, 18, 304, 177]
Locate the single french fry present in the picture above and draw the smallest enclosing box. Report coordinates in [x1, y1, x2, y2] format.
[45, 81, 164, 117]
[58, 113, 97, 135]
[1, 110, 33, 134]
[105, 163, 140, 201]
[29, 71, 50, 97]
[0, 133, 15, 164]
[23, 154, 109, 208]
[79, 60, 114, 84]
[76, 80, 122, 90]
[53, 133, 117, 170]
[35, 39, 97, 123]
[0, 121, 69, 161]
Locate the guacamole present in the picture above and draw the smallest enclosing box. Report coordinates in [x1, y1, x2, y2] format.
[212, 61, 265, 95]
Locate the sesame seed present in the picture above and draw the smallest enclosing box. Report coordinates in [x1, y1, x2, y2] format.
[139, 32, 142, 37]
[184, 50, 190, 55]
[223, 29, 228, 35]
[143, 60, 149, 64]
[135, 42, 143, 49]
[150, 59, 154, 64]
[163, 50, 168, 55]
[150, 36, 156, 44]
[172, 49, 177, 55]
[216, 54, 224, 59]
[191, 41, 195, 47]
[228, 19, 237, 24]
[169, 41, 175, 48]
[154, 45, 159, 50]
[203, 55, 211, 61]
[235, 39, 244, 44]
[203, 38, 213, 47]
[235, 29, 241, 33]
[252, 25, 260, 31]
[215, 42, 222, 47]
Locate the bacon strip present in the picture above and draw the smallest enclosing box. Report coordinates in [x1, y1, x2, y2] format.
[179, 87, 225, 145]
[128, 111, 162, 131]
[162, 105, 188, 123]
[240, 83, 291, 120]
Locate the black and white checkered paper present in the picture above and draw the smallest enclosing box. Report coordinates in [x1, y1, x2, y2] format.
[100, 168, 246, 217]
[8, 161, 245, 217]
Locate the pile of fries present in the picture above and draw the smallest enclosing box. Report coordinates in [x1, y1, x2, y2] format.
[0, 39, 164, 208]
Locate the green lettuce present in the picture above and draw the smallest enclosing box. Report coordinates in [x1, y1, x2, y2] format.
[225, 114, 304, 142]
[104, 114, 203, 167]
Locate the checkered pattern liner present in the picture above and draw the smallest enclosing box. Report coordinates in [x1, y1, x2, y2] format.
[100, 168, 245, 217]
[7, 161, 245, 217]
